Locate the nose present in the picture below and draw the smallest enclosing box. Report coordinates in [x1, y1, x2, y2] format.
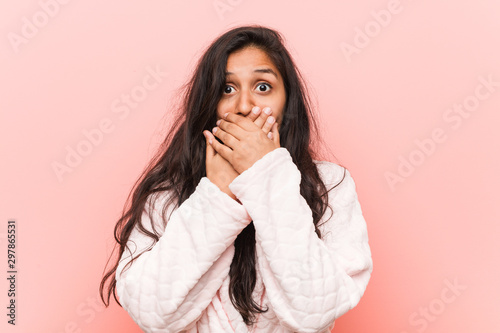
[234, 88, 254, 117]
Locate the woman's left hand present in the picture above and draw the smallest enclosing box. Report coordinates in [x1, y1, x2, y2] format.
[206, 111, 280, 174]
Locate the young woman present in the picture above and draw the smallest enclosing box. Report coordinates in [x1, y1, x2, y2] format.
[100, 25, 373, 332]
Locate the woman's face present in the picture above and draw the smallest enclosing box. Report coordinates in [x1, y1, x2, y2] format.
[217, 47, 287, 125]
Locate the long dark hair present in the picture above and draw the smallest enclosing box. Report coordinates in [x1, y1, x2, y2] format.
[100, 25, 344, 325]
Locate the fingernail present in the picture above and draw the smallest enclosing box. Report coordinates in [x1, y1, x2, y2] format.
[252, 106, 260, 114]
[212, 127, 218, 134]
[216, 119, 221, 126]
[203, 131, 212, 144]
[267, 116, 275, 123]
[267, 132, 273, 139]
[263, 107, 271, 115]
[223, 112, 229, 119]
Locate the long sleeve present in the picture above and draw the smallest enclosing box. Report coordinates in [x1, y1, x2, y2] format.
[115, 177, 252, 333]
[229, 148, 373, 332]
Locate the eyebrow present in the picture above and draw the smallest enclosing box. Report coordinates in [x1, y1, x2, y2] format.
[225, 68, 278, 79]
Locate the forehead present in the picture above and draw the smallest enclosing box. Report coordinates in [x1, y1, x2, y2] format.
[226, 47, 279, 75]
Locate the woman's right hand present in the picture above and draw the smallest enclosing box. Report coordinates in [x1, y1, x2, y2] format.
[203, 130, 239, 200]
[203, 106, 276, 200]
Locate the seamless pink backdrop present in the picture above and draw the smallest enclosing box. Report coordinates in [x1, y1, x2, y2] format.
[1, 0, 499, 332]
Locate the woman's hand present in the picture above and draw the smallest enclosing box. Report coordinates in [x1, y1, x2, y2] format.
[207, 108, 280, 174]
[203, 107, 280, 199]
[245, 106, 278, 140]
[203, 130, 239, 200]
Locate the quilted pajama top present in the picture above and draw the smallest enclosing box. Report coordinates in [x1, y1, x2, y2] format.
[115, 147, 373, 332]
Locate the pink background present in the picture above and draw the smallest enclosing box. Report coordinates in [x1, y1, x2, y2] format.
[1, 0, 499, 332]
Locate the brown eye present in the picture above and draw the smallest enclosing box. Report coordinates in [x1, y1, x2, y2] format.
[223, 85, 234, 94]
[257, 83, 271, 92]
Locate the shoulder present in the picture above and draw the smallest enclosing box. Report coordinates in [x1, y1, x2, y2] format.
[313, 159, 348, 188]
[313, 159, 360, 203]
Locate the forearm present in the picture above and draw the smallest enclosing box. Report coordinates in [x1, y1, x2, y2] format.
[116, 177, 252, 332]
[229, 148, 373, 331]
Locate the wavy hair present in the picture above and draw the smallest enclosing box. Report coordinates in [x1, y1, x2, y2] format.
[100, 25, 345, 325]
